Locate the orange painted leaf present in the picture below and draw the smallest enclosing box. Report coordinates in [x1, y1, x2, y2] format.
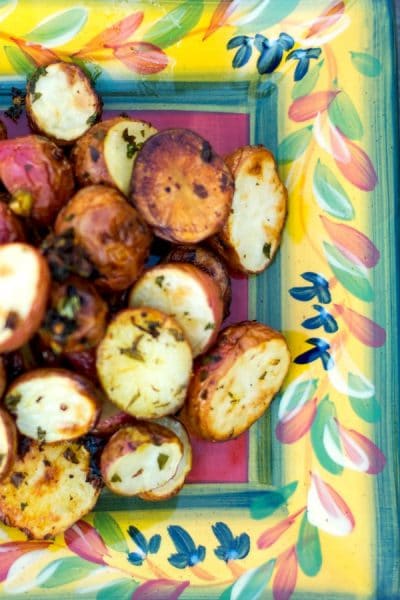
[12, 38, 58, 66]
[273, 547, 298, 600]
[289, 91, 339, 122]
[334, 304, 386, 347]
[258, 509, 304, 549]
[333, 134, 378, 191]
[320, 215, 380, 268]
[276, 398, 317, 444]
[79, 12, 144, 53]
[203, 0, 238, 40]
[305, 1, 345, 39]
[337, 423, 386, 474]
[113, 42, 168, 74]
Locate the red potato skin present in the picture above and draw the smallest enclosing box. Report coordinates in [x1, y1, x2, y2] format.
[0, 408, 17, 481]
[0, 136, 75, 226]
[0, 200, 25, 244]
[93, 411, 136, 437]
[0, 244, 51, 354]
[55, 185, 152, 291]
[64, 348, 99, 384]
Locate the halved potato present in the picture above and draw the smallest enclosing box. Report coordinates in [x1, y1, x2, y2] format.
[138, 417, 192, 501]
[164, 245, 232, 319]
[0, 408, 17, 481]
[0, 244, 50, 353]
[210, 146, 287, 274]
[129, 263, 223, 357]
[183, 321, 290, 441]
[0, 440, 101, 539]
[4, 368, 101, 443]
[131, 128, 234, 243]
[96, 307, 192, 419]
[100, 421, 183, 496]
[25, 62, 101, 144]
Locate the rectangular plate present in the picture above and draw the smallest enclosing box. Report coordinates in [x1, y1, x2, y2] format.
[0, 0, 399, 598]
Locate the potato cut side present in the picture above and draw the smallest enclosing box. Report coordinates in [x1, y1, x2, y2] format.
[97, 308, 192, 419]
[139, 417, 192, 501]
[4, 369, 101, 443]
[0, 440, 100, 539]
[0, 243, 50, 353]
[212, 146, 287, 274]
[104, 119, 158, 196]
[0, 408, 17, 481]
[26, 62, 101, 144]
[129, 263, 223, 357]
[185, 321, 290, 440]
[131, 128, 234, 243]
[101, 422, 183, 496]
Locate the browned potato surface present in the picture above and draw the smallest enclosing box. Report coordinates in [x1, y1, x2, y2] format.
[101, 421, 183, 496]
[131, 128, 234, 243]
[0, 199, 25, 244]
[210, 146, 287, 274]
[0, 244, 50, 353]
[0, 440, 101, 539]
[54, 185, 152, 291]
[0, 408, 17, 481]
[183, 321, 290, 441]
[4, 368, 101, 443]
[26, 62, 101, 145]
[164, 245, 232, 318]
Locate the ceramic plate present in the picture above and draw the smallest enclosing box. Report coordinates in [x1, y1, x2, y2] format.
[0, 0, 399, 598]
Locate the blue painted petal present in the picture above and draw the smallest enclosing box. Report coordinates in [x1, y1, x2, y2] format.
[286, 48, 306, 61]
[323, 314, 339, 333]
[148, 534, 161, 554]
[302, 314, 324, 329]
[294, 57, 310, 81]
[127, 525, 148, 554]
[257, 44, 283, 74]
[301, 272, 328, 286]
[212, 522, 234, 547]
[227, 35, 250, 49]
[215, 547, 229, 561]
[235, 533, 250, 559]
[306, 47, 322, 59]
[197, 545, 206, 562]
[233, 43, 252, 69]
[279, 32, 295, 50]
[307, 337, 330, 351]
[227, 548, 239, 561]
[321, 351, 335, 370]
[294, 347, 322, 365]
[316, 286, 332, 304]
[289, 286, 316, 301]
[254, 33, 268, 52]
[168, 525, 196, 554]
[127, 552, 144, 566]
[168, 552, 189, 569]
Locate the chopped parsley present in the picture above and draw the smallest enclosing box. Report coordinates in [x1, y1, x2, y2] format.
[122, 127, 143, 158]
[111, 473, 122, 483]
[157, 453, 169, 470]
[263, 242, 271, 259]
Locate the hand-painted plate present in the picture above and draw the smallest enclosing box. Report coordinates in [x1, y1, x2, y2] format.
[0, 0, 398, 598]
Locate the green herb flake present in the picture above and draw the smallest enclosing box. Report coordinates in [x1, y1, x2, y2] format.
[119, 335, 145, 361]
[0, 453, 4, 464]
[259, 371, 267, 380]
[155, 275, 164, 288]
[263, 242, 272, 259]
[64, 213, 75, 222]
[86, 113, 98, 126]
[28, 66, 47, 92]
[37, 426, 46, 442]
[32, 92, 42, 103]
[63, 448, 79, 464]
[127, 391, 141, 408]
[122, 128, 144, 159]
[204, 322, 215, 331]
[157, 453, 169, 470]
[168, 328, 185, 342]
[20, 502, 28, 511]
[202, 354, 222, 365]
[57, 293, 81, 320]
[111, 473, 122, 483]
[5, 393, 21, 411]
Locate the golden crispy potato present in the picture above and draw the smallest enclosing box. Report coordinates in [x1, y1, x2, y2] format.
[129, 263, 223, 357]
[96, 307, 192, 419]
[4, 368, 101, 443]
[0, 136, 74, 226]
[0, 244, 50, 353]
[183, 321, 290, 441]
[54, 185, 152, 291]
[0, 408, 17, 481]
[164, 245, 232, 319]
[26, 62, 101, 145]
[0, 199, 25, 244]
[210, 146, 287, 274]
[0, 440, 100, 539]
[131, 128, 234, 243]
[72, 117, 157, 196]
[100, 421, 183, 496]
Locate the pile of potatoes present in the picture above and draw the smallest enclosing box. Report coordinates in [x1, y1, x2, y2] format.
[0, 61, 290, 539]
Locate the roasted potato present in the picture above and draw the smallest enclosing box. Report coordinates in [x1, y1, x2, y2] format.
[54, 185, 152, 291]
[131, 128, 234, 243]
[164, 245, 232, 319]
[129, 263, 223, 357]
[138, 417, 192, 501]
[4, 368, 101, 443]
[93, 409, 135, 437]
[0, 439, 101, 539]
[72, 117, 157, 196]
[182, 321, 290, 441]
[0, 408, 17, 481]
[96, 307, 192, 419]
[25, 62, 101, 145]
[210, 146, 287, 274]
[0, 198, 25, 244]
[39, 277, 108, 354]
[0, 244, 50, 353]
[100, 421, 183, 496]
[0, 135, 74, 226]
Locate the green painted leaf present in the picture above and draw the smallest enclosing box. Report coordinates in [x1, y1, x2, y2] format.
[297, 512, 322, 576]
[143, 1, 203, 49]
[313, 160, 355, 220]
[96, 579, 138, 600]
[277, 126, 313, 164]
[311, 396, 343, 475]
[348, 373, 380, 422]
[231, 559, 275, 600]
[250, 481, 298, 520]
[350, 51, 382, 77]
[3, 45, 36, 76]
[38, 557, 98, 588]
[328, 91, 363, 140]
[238, 0, 300, 33]
[25, 7, 88, 47]
[219, 584, 234, 600]
[93, 513, 129, 553]
[292, 60, 323, 100]
[323, 242, 374, 301]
